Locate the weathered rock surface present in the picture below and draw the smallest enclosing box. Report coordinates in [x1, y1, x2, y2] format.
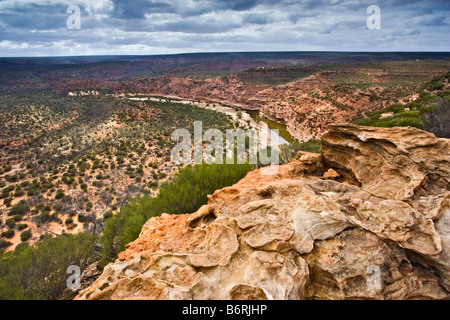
[76, 124, 449, 300]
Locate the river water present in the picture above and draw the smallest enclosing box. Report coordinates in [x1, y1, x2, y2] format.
[246, 110, 295, 145]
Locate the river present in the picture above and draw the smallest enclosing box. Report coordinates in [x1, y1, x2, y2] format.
[246, 110, 295, 145]
[129, 95, 295, 145]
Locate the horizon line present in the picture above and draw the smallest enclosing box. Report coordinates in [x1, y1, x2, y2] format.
[1, 50, 450, 59]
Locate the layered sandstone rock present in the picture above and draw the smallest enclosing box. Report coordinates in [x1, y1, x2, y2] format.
[76, 124, 449, 300]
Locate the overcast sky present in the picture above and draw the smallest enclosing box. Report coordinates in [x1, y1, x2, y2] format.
[0, 0, 449, 56]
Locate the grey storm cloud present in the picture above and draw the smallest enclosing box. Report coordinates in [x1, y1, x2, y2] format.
[0, 0, 449, 56]
[111, 0, 171, 19]
[0, 1, 68, 30]
[109, 0, 267, 19]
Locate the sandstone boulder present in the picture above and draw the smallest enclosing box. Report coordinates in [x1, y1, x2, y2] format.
[76, 124, 449, 300]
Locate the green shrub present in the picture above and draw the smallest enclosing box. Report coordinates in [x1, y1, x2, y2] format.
[0, 240, 12, 251]
[13, 189, 25, 198]
[16, 224, 27, 231]
[103, 211, 113, 220]
[3, 198, 12, 207]
[426, 81, 444, 91]
[381, 112, 424, 129]
[26, 188, 38, 196]
[5, 175, 19, 183]
[0, 233, 97, 300]
[68, 211, 77, 217]
[20, 230, 32, 242]
[355, 109, 424, 130]
[8, 204, 30, 216]
[405, 101, 422, 110]
[65, 217, 73, 225]
[386, 103, 405, 113]
[420, 95, 440, 103]
[55, 189, 65, 200]
[3, 185, 15, 193]
[5, 218, 16, 229]
[298, 139, 321, 154]
[418, 104, 438, 114]
[148, 180, 158, 188]
[14, 242, 29, 252]
[19, 181, 29, 188]
[37, 211, 52, 224]
[1, 230, 15, 239]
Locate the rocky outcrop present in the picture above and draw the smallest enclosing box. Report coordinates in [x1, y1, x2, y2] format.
[76, 124, 450, 300]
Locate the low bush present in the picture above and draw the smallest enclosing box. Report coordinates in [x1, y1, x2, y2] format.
[20, 230, 32, 242]
[77, 214, 86, 223]
[5, 218, 16, 229]
[355, 109, 424, 129]
[16, 224, 27, 231]
[103, 211, 113, 221]
[14, 242, 29, 252]
[0, 240, 12, 251]
[65, 217, 73, 225]
[1, 230, 15, 239]
[55, 189, 65, 200]
[8, 203, 30, 216]
[3, 198, 12, 207]
[37, 211, 56, 225]
[0, 233, 97, 299]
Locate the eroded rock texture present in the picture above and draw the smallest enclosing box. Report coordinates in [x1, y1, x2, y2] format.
[77, 124, 450, 300]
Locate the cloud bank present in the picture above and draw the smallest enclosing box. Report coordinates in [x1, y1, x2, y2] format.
[0, 0, 449, 56]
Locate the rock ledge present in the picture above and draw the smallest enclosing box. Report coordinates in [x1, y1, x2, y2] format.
[76, 124, 450, 300]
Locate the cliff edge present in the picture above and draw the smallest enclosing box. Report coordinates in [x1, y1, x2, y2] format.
[76, 124, 450, 300]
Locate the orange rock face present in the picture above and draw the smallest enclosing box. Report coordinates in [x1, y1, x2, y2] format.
[76, 124, 450, 300]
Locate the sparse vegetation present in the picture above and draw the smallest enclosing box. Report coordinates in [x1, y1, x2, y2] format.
[0, 95, 238, 252]
[354, 71, 450, 137]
